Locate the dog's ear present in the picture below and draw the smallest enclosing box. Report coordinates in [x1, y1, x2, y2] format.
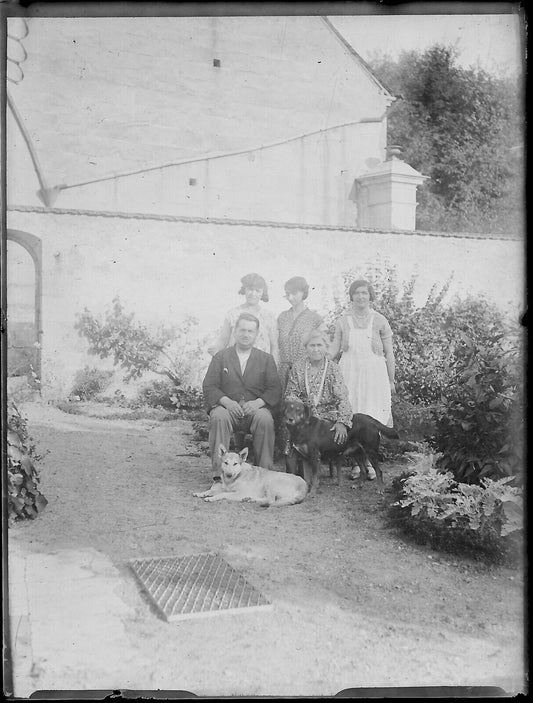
[282, 397, 291, 412]
[239, 447, 249, 463]
[218, 444, 227, 458]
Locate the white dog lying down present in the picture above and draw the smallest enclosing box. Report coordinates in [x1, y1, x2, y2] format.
[194, 444, 308, 507]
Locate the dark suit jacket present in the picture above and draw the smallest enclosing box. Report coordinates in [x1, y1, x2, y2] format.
[203, 346, 282, 412]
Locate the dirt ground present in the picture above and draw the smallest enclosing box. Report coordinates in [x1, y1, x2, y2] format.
[8, 401, 526, 697]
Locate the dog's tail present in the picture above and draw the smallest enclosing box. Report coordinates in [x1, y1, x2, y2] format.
[371, 419, 399, 439]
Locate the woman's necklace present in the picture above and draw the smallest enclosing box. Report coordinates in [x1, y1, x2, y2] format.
[350, 308, 372, 328]
[305, 358, 328, 410]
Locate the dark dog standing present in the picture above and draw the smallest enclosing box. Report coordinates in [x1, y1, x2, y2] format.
[283, 397, 399, 493]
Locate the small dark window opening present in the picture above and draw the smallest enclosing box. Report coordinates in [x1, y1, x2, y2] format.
[189, 178, 197, 186]
[213, 59, 221, 67]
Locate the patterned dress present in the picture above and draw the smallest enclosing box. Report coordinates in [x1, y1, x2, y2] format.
[285, 357, 353, 428]
[277, 307, 324, 391]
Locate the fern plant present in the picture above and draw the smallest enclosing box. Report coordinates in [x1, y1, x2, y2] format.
[396, 467, 523, 538]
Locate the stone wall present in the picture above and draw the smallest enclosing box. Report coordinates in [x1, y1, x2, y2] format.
[7, 207, 524, 398]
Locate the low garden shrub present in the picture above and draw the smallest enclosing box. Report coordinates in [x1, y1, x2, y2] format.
[137, 378, 178, 411]
[70, 366, 114, 401]
[389, 453, 523, 566]
[75, 297, 205, 384]
[137, 378, 205, 418]
[7, 402, 48, 521]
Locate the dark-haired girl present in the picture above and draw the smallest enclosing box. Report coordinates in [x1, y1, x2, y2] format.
[208, 273, 278, 361]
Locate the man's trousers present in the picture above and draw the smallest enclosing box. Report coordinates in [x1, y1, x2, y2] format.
[208, 405, 275, 472]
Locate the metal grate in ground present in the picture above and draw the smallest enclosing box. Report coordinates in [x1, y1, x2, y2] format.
[129, 553, 272, 622]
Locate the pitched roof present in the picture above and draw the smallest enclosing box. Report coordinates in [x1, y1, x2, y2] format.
[321, 17, 396, 101]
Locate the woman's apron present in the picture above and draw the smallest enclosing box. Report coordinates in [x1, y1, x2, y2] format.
[339, 314, 392, 426]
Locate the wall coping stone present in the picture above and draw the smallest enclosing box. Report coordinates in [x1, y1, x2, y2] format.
[7, 204, 522, 242]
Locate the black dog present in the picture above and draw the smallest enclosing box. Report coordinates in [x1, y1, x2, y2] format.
[283, 396, 399, 493]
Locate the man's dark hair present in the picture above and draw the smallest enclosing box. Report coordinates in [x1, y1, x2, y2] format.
[235, 312, 260, 330]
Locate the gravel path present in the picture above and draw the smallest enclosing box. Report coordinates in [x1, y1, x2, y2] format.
[7, 402, 526, 696]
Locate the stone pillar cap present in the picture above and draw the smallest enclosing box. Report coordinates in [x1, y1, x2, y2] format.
[357, 157, 429, 184]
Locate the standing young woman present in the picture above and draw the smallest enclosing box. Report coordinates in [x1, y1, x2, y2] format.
[277, 276, 324, 392]
[208, 272, 279, 362]
[329, 279, 396, 478]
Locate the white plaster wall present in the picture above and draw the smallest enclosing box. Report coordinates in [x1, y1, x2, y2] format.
[7, 16, 389, 226]
[38, 121, 385, 227]
[7, 210, 524, 398]
[7, 242, 35, 322]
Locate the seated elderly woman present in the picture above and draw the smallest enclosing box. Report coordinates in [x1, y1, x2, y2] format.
[284, 328, 353, 446]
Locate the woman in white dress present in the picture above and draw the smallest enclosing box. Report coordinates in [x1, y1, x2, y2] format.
[329, 279, 396, 479]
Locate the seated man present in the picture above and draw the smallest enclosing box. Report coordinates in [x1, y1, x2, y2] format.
[203, 312, 282, 474]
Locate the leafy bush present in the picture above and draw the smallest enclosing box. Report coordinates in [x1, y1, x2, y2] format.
[75, 298, 166, 382]
[7, 402, 48, 521]
[375, 401, 439, 461]
[389, 457, 523, 565]
[137, 379, 175, 410]
[397, 468, 522, 536]
[392, 398, 438, 441]
[75, 297, 205, 384]
[74, 298, 208, 414]
[432, 324, 523, 484]
[103, 389, 142, 409]
[137, 378, 205, 418]
[70, 366, 114, 401]
[365, 264, 454, 406]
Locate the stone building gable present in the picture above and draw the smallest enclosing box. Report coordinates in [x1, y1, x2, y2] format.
[7, 16, 391, 214]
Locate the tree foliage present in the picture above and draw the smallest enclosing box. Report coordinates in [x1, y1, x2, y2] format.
[370, 46, 524, 234]
[74, 297, 206, 399]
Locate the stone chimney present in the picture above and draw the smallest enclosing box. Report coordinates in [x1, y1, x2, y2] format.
[355, 146, 429, 231]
